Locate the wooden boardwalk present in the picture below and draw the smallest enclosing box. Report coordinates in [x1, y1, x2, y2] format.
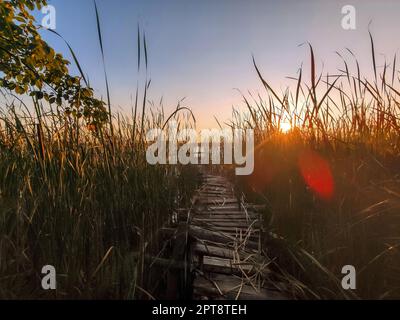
[177, 174, 287, 300]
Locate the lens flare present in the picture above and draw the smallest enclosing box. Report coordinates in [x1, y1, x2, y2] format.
[298, 150, 334, 200]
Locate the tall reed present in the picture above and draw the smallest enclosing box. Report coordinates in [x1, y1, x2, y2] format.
[232, 41, 400, 299]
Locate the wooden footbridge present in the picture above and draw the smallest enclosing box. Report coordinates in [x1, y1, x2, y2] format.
[166, 173, 288, 300]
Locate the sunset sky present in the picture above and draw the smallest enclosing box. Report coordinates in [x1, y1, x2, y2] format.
[39, 0, 400, 128]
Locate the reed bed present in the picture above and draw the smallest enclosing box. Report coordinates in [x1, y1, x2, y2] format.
[0, 99, 198, 299]
[0, 0, 200, 299]
[232, 41, 400, 299]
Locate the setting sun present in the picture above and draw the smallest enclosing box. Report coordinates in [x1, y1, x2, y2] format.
[280, 122, 292, 133]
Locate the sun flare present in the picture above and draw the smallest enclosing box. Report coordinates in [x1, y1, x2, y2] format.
[280, 122, 292, 133]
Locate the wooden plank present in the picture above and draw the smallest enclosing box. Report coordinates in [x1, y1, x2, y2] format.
[198, 195, 236, 198]
[194, 226, 259, 234]
[192, 220, 259, 229]
[192, 218, 257, 223]
[200, 187, 231, 191]
[193, 243, 236, 259]
[179, 214, 257, 223]
[202, 256, 254, 275]
[189, 225, 236, 243]
[207, 206, 244, 211]
[199, 190, 232, 193]
[193, 216, 258, 222]
[203, 183, 228, 188]
[203, 211, 259, 217]
[194, 217, 257, 222]
[199, 195, 233, 199]
[198, 196, 234, 200]
[189, 226, 260, 250]
[214, 232, 261, 243]
[198, 192, 234, 196]
[199, 202, 238, 206]
[193, 243, 253, 260]
[198, 198, 238, 203]
[193, 275, 287, 300]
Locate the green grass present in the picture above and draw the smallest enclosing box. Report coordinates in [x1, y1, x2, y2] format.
[0, 1, 199, 299]
[0, 100, 198, 299]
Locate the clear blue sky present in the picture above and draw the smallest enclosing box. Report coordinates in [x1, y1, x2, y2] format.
[38, 0, 400, 128]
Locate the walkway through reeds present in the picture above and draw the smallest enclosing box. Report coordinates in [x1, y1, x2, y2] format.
[176, 174, 287, 300]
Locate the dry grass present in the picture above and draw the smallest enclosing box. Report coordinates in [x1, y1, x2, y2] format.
[232, 40, 400, 299]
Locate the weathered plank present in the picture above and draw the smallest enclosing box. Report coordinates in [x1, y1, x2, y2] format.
[193, 275, 287, 300]
[181, 173, 287, 300]
[192, 218, 259, 224]
[202, 256, 254, 275]
[193, 243, 254, 260]
[189, 225, 235, 243]
[193, 243, 236, 259]
[191, 220, 260, 229]
[196, 210, 257, 215]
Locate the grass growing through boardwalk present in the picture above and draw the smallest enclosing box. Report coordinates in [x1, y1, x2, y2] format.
[233, 42, 400, 299]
